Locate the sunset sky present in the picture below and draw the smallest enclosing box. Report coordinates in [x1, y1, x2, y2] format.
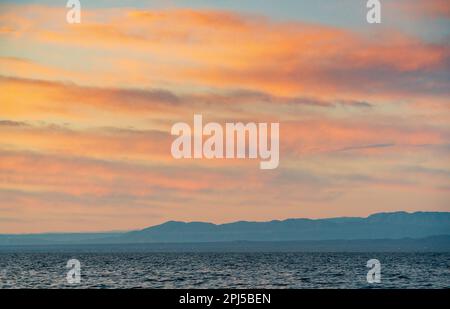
[0, 0, 449, 233]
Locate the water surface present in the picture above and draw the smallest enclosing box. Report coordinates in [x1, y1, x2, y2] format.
[0, 252, 448, 288]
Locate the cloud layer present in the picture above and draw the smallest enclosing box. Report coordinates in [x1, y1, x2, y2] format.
[0, 3, 449, 232]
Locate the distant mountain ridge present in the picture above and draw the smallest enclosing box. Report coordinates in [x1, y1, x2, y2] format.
[121, 211, 450, 243]
[0, 211, 449, 246]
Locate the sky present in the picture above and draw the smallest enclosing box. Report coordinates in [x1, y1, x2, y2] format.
[0, 0, 449, 233]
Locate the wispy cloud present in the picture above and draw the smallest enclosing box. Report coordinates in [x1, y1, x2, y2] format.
[0, 3, 449, 232]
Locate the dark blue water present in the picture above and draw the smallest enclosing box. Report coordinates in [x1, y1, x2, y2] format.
[0, 252, 448, 288]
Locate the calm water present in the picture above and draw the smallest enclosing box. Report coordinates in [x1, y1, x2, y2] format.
[0, 252, 449, 288]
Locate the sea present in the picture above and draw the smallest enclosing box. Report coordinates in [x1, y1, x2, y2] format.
[0, 252, 448, 288]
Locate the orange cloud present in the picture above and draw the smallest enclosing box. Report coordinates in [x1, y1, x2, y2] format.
[0, 150, 240, 197]
[0, 4, 449, 233]
[1, 6, 448, 101]
[281, 120, 448, 157]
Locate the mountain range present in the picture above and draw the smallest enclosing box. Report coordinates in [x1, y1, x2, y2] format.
[121, 211, 450, 243]
[0, 211, 449, 251]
